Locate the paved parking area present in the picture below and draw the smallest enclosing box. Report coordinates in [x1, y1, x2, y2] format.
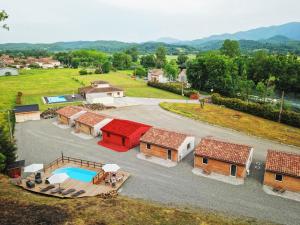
[15, 105, 300, 225]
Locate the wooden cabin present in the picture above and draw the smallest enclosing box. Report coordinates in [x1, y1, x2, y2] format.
[264, 150, 300, 192]
[14, 104, 40, 123]
[140, 127, 195, 162]
[194, 137, 253, 179]
[56, 106, 87, 127]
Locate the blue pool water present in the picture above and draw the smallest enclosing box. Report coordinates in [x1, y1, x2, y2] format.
[46, 96, 67, 103]
[53, 167, 97, 183]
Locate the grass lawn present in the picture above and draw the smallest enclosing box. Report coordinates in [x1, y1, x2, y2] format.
[0, 68, 185, 127]
[0, 175, 273, 225]
[160, 102, 300, 147]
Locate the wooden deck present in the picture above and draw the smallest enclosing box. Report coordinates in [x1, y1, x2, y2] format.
[18, 157, 130, 198]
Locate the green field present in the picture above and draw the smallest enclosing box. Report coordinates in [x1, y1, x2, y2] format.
[0, 68, 186, 127]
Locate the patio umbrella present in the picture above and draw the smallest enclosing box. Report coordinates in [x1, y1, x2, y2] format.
[48, 173, 69, 188]
[24, 164, 44, 173]
[102, 164, 120, 173]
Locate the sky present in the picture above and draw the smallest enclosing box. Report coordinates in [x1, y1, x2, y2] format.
[0, 0, 299, 43]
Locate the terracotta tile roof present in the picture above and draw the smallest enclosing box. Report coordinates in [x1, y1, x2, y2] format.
[75, 112, 107, 127]
[101, 119, 151, 137]
[79, 86, 123, 94]
[265, 150, 300, 178]
[149, 69, 164, 76]
[140, 127, 189, 150]
[195, 137, 252, 165]
[56, 106, 85, 118]
[91, 80, 109, 85]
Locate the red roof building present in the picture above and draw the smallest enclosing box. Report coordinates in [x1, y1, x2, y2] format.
[99, 119, 151, 152]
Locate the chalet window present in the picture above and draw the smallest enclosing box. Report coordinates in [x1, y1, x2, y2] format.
[146, 143, 151, 149]
[122, 137, 125, 146]
[202, 158, 208, 164]
[275, 174, 283, 181]
[107, 132, 110, 137]
[117, 92, 120, 95]
[107, 93, 112, 96]
[187, 143, 191, 150]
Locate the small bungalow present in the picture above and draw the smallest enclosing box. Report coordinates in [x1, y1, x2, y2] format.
[99, 119, 151, 152]
[0, 67, 19, 76]
[14, 104, 41, 123]
[56, 106, 87, 127]
[193, 137, 253, 184]
[264, 150, 300, 192]
[147, 69, 168, 83]
[139, 127, 195, 163]
[74, 112, 112, 137]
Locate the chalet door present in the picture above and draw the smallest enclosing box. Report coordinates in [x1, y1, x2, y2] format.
[230, 165, 237, 176]
[167, 150, 172, 160]
[122, 137, 125, 146]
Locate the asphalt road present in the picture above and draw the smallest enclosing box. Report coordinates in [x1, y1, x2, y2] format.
[15, 105, 300, 225]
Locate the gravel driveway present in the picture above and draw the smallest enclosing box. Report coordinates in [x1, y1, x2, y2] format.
[15, 105, 300, 225]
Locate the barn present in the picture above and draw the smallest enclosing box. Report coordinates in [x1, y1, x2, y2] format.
[14, 104, 41, 123]
[99, 119, 151, 152]
[56, 106, 87, 127]
[74, 112, 113, 137]
[139, 127, 195, 163]
[193, 137, 253, 184]
[263, 150, 300, 192]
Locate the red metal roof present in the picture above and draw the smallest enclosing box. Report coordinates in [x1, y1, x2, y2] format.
[195, 137, 252, 165]
[265, 150, 300, 178]
[101, 119, 151, 137]
[56, 106, 85, 118]
[75, 112, 107, 127]
[140, 127, 189, 150]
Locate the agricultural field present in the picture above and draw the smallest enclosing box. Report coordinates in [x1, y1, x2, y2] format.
[160, 102, 300, 147]
[166, 54, 196, 60]
[0, 68, 186, 128]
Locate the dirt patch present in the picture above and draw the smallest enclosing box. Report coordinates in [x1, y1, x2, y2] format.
[0, 199, 70, 225]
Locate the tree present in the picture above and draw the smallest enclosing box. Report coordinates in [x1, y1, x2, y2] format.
[238, 78, 255, 102]
[102, 61, 111, 73]
[0, 153, 6, 172]
[125, 47, 139, 62]
[220, 39, 240, 57]
[134, 66, 147, 77]
[112, 52, 132, 70]
[155, 46, 167, 68]
[0, 10, 9, 30]
[0, 126, 17, 171]
[140, 54, 156, 68]
[177, 53, 188, 68]
[164, 60, 179, 81]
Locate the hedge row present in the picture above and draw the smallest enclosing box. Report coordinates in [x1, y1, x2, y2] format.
[211, 93, 300, 128]
[147, 81, 198, 98]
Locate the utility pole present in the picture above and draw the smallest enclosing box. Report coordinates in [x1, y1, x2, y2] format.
[278, 90, 284, 123]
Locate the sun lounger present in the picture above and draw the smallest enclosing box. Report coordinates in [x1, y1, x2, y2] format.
[40, 185, 55, 192]
[71, 190, 86, 197]
[50, 187, 65, 194]
[61, 188, 76, 196]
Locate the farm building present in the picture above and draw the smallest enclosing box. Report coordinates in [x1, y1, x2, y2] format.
[194, 137, 253, 183]
[0, 68, 19, 76]
[99, 119, 151, 152]
[264, 150, 300, 192]
[79, 82, 124, 104]
[147, 69, 168, 83]
[56, 106, 87, 127]
[74, 112, 112, 137]
[14, 104, 41, 123]
[139, 127, 195, 163]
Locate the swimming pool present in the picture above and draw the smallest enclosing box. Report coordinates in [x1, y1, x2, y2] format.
[46, 96, 67, 103]
[53, 167, 97, 183]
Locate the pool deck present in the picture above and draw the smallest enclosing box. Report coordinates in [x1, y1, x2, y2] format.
[17, 158, 130, 198]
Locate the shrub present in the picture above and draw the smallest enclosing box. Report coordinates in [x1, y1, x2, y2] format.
[134, 66, 146, 77]
[147, 81, 198, 97]
[211, 93, 300, 128]
[94, 68, 102, 74]
[79, 69, 88, 75]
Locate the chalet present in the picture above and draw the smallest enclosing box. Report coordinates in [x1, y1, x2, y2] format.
[74, 112, 112, 137]
[99, 119, 151, 152]
[147, 69, 168, 83]
[14, 104, 41, 123]
[139, 127, 195, 163]
[264, 150, 300, 192]
[194, 137, 253, 183]
[79, 82, 124, 104]
[56, 106, 87, 127]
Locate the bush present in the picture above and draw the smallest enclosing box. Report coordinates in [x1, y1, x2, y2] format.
[79, 69, 88, 75]
[94, 68, 102, 74]
[211, 93, 300, 128]
[147, 81, 198, 97]
[134, 67, 146, 77]
[102, 61, 111, 73]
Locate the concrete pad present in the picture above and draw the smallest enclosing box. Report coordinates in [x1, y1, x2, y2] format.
[52, 121, 70, 129]
[263, 185, 300, 202]
[71, 131, 94, 140]
[137, 153, 177, 168]
[192, 168, 244, 185]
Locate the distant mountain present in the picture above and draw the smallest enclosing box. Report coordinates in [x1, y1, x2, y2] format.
[154, 37, 182, 44]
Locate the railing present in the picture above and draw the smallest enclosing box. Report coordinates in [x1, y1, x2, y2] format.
[92, 171, 104, 184]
